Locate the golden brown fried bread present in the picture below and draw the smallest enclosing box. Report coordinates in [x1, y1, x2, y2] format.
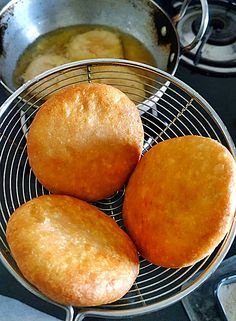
[6, 195, 139, 306]
[27, 83, 144, 201]
[123, 135, 236, 268]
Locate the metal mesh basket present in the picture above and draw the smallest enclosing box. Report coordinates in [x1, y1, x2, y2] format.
[0, 59, 235, 321]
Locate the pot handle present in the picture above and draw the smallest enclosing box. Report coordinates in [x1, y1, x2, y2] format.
[173, 0, 209, 52]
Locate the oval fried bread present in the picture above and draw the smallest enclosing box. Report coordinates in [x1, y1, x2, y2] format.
[123, 135, 236, 268]
[27, 83, 144, 201]
[6, 195, 139, 306]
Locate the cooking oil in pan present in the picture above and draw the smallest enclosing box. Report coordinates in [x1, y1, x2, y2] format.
[14, 24, 156, 87]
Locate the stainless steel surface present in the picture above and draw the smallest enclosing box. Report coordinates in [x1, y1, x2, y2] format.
[215, 274, 236, 321]
[0, 0, 208, 94]
[0, 58, 235, 320]
[182, 255, 236, 321]
[173, 0, 209, 51]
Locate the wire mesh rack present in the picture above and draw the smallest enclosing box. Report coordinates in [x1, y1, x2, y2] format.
[0, 59, 236, 321]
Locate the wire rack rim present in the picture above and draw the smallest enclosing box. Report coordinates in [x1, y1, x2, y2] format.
[1, 58, 235, 156]
[1, 222, 236, 318]
[1, 58, 236, 318]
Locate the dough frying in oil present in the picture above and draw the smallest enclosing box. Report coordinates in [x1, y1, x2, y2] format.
[91, 65, 146, 102]
[22, 54, 80, 99]
[22, 54, 68, 82]
[20, 31, 146, 102]
[67, 30, 124, 60]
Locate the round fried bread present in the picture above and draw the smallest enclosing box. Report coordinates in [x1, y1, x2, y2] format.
[123, 135, 236, 268]
[67, 30, 124, 60]
[27, 83, 144, 201]
[6, 195, 139, 306]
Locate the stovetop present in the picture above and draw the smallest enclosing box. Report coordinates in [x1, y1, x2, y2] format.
[176, 64, 236, 145]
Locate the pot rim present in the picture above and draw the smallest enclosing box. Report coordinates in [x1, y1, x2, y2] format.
[0, 0, 181, 94]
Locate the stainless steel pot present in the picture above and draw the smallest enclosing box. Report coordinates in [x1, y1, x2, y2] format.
[0, 0, 208, 94]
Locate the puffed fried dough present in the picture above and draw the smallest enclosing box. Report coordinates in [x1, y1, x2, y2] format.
[6, 195, 139, 306]
[67, 30, 124, 60]
[123, 135, 236, 268]
[22, 54, 68, 82]
[27, 83, 144, 201]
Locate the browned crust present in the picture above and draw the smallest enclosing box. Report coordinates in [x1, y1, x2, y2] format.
[6, 195, 139, 306]
[123, 136, 236, 268]
[27, 83, 144, 201]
